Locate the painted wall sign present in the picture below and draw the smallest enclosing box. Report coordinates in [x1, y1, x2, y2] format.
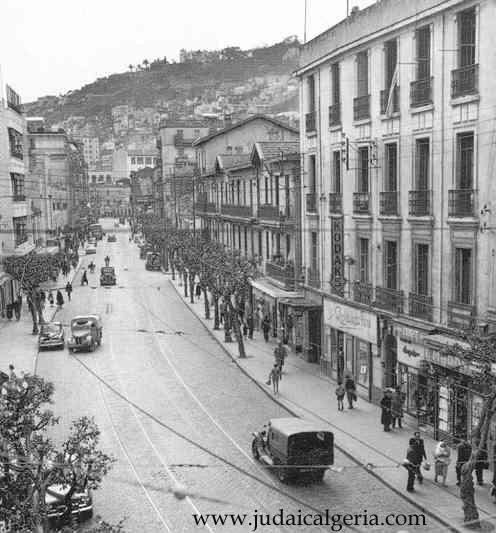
[324, 298, 377, 344]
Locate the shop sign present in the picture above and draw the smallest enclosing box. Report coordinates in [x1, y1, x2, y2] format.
[324, 299, 377, 345]
[393, 324, 426, 346]
[424, 347, 464, 371]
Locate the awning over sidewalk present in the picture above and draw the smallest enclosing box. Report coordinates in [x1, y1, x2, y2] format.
[279, 297, 321, 310]
[250, 278, 300, 300]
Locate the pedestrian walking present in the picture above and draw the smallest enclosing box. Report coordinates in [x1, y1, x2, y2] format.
[335, 381, 345, 411]
[14, 293, 22, 321]
[475, 443, 489, 486]
[434, 440, 451, 486]
[195, 283, 202, 300]
[81, 270, 88, 286]
[40, 290, 46, 311]
[261, 315, 271, 342]
[105, 255, 110, 267]
[380, 389, 393, 432]
[65, 281, 73, 301]
[404, 438, 418, 493]
[412, 431, 427, 483]
[455, 439, 472, 486]
[48, 290, 55, 307]
[247, 312, 254, 339]
[8, 364, 16, 382]
[242, 318, 248, 338]
[274, 341, 288, 372]
[267, 364, 281, 394]
[391, 386, 405, 429]
[219, 300, 225, 325]
[344, 375, 357, 409]
[56, 290, 64, 308]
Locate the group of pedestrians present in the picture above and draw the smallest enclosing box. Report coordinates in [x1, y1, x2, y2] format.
[266, 341, 288, 394]
[335, 375, 357, 411]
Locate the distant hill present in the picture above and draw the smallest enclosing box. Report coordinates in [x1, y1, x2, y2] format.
[24, 38, 301, 142]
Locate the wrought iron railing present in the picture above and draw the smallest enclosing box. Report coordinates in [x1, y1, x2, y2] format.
[408, 190, 431, 216]
[221, 204, 253, 218]
[265, 261, 296, 290]
[451, 64, 478, 98]
[306, 193, 317, 213]
[448, 189, 474, 217]
[353, 95, 370, 121]
[307, 267, 320, 288]
[353, 192, 370, 214]
[328, 193, 342, 214]
[329, 104, 341, 127]
[352, 281, 373, 305]
[258, 204, 280, 220]
[380, 86, 399, 115]
[379, 191, 398, 215]
[409, 292, 433, 322]
[305, 111, 316, 133]
[410, 78, 433, 107]
[374, 286, 404, 314]
[447, 301, 475, 330]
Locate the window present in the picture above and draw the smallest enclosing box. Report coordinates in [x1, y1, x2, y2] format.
[307, 74, 316, 112]
[194, 129, 200, 137]
[286, 234, 291, 258]
[358, 238, 369, 283]
[13, 216, 28, 246]
[275, 176, 280, 207]
[415, 26, 431, 80]
[415, 139, 430, 189]
[258, 231, 262, 257]
[311, 232, 318, 273]
[332, 151, 341, 193]
[284, 176, 290, 215]
[8, 128, 23, 159]
[385, 241, 398, 290]
[235, 146, 243, 154]
[236, 180, 241, 205]
[264, 177, 269, 204]
[356, 51, 368, 97]
[266, 231, 270, 259]
[226, 146, 233, 154]
[385, 143, 398, 191]
[145, 157, 152, 165]
[276, 233, 281, 255]
[11, 173, 25, 200]
[137, 157, 143, 164]
[458, 8, 476, 67]
[309, 155, 316, 194]
[384, 40, 398, 89]
[454, 248, 472, 304]
[457, 132, 474, 188]
[331, 63, 340, 105]
[131, 157, 136, 164]
[244, 227, 248, 254]
[415, 244, 429, 295]
[358, 147, 369, 192]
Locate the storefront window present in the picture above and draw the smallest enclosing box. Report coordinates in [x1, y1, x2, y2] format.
[357, 340, 370, 387]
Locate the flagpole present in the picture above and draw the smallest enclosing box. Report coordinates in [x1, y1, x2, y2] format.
[304, 0, 307, 43]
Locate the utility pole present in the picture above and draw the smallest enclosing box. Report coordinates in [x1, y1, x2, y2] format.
[304, 0, 308, 43]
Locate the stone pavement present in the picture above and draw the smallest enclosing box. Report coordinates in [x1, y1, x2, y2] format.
[169, 277, 496, 532]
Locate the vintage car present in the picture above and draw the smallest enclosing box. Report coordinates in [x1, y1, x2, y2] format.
[38, 322, 65, 350]
[145, 252, 161, 271]
[46, 484, 93, 527]
[100, 266, 116, 286]
[67, 315, 102, 353]
[251, 417, 334, 483]
[107, 233, 117, 242]
[85, 244, 97, 255]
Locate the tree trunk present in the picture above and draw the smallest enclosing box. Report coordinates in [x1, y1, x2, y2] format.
[170, 253, 175, 280]
[189, 274, 195, 304]
[213, 296, 220, 330]
[224, 307, 232, 343]
[227, 299, 245, 358]
[203, 288, 210, 319]
[183, 272, 188, 297]
[164, 247, 169, 271]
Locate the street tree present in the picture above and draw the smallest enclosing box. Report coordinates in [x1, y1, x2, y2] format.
[0, 373, 115, 532]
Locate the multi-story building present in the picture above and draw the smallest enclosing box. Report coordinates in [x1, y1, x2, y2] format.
[128, 149, 158, 174]
[194, 115, 307, 350]
[90, 182, 131, 217]
[82, 136, 100, 165]
[0, 85, 33, 257]
[297, 0, 496, 440]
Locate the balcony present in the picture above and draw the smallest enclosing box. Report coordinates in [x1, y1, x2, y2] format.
[410, 78, 433, 107]
[374, 286, 404, 314]
[448, 189, 474, 217]
[379, 191, 399, 215]
[6, 85, 22, 114]
[196, 200, 217, 214]
[353, 192, 370, 214]
[221, 204, 253, 218]
[352, 281, 373, 306]
[9, 143, 23, 160]
[306, 193, 317, 213]
[409, 292, 433, 322]
[328, 193, 342, 214]
[13, 194, 26, 202]
[305, 111, 316, 134]
[174, 134, 195, 147]
[451, 64, 478, 99]
[380, 86, 400, 115]
[448, 301, 475, 330]
[409, 190, 431, 216]
[258, 204, 280, 221]
[328, 104, 341, 127]
[307, 267, 320, 288]
[353, 95, 370, 121]
[265, 261, 296, 290]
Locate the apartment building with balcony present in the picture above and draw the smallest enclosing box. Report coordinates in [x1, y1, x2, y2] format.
[297, 0, 496, 440]
[194, 115, 316, 354]
[0, 85, 34, 257]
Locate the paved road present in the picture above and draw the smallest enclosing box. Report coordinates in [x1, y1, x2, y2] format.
[31, 219, 446, 532]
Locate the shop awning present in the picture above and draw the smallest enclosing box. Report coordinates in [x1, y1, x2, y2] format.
[250, 278, 300, 300]
[279, 297, 321, 310]
[424, 334, 470, 351]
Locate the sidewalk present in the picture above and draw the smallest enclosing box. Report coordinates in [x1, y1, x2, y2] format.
[169, 277, 496, 532]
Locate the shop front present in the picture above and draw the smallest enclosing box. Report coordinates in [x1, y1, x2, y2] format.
[322, 298, 380, 402]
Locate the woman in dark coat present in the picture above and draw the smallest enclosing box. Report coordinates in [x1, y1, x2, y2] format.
[380, 390, 393, 432]
[56, 290, 64, 308]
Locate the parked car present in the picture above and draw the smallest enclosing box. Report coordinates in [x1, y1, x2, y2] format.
[67, 315, 103, 353]
[46, 484, 93, 527]
[100, 266, 116, 286]
[85, 244, 97, 255]
[251, 417, 334, 483]
[107, 233, 117, 242]
[38, 322, 65, 350]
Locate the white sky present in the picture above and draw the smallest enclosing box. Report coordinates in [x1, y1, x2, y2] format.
[1, 0, 375, 102]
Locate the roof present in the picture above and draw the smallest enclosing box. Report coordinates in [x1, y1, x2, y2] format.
[269, 417, 333, 436]
[216, 153, 251, 171]
[160, 118, 210, 129]
[252, 141, 299, 163]
[193, 114, 299, 147]
[128, 149, 158, 156]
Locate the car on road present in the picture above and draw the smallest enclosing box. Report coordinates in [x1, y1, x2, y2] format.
[85, 244, 97, 255]
[251, 417, 334, 483]
[145, 252, 161, 271]
[100, 266, 116, 286]
[67, 315, 103, 353]
[46, 484, 93, 527]
[107, 233, 117, 242]
[38, 322, 65, 350]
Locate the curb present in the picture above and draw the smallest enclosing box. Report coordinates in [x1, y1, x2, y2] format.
[169, 279, 462, 533]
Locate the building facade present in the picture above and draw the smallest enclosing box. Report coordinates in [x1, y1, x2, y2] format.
[297, 0, 496, 439]
[82, 136, 100, 165]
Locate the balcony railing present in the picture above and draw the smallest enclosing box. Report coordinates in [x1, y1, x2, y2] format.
[173, 134, 195, 147]
[448, 189, 474, 217]
[305, 111, 316, 134]
[353, 95, 370, 121]
[265, 261, 296, 290]
[329, 104, 341, 127]
[353, 192, 370, 214]
[13, 194, 26, 202]
[408, 190, 431, 216]
[307, 267, 320, 288]
[379, 191, 398, 215]
[451, 64, 478, 98]
[410, 78, 433, 107]
[6, 85, 22, 114]
[221, 204, 253, 218]
[196, 200, 217, 214]
[14, 233, 28, 247]
[306, 193, 317, 213]
[10, 143, 23, 160]
[328, 193, 342, 214]
[352, 281, 373, 306]
[380, 86, 399, 115]
[448, 301, 475, 330]
[409, 292, 433, 322]
[258, 204, 280, 221]
[374, 286, 404, 314]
